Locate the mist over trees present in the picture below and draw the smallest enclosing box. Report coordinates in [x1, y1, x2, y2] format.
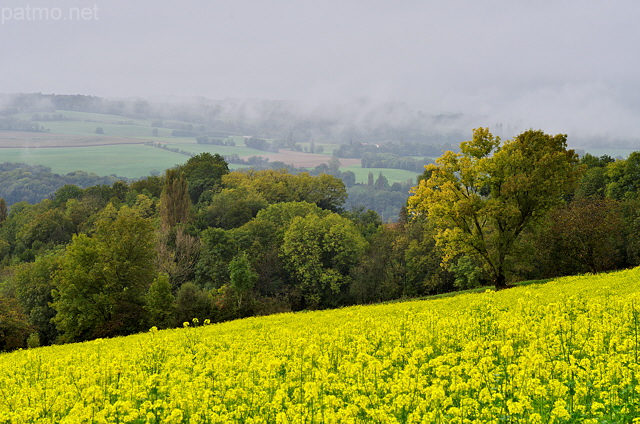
[0, 93, 467, 145]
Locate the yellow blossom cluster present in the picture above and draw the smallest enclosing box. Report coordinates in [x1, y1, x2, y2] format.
[3, 268, 640, 422]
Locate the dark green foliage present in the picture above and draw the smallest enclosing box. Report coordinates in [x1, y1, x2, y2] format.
[0, 295, 31, 351]
[341, 206, 383, 240]
[450, 256, 484, 290]
[575, 167, 607, 199]
[52, 206, 156, 342]
[179, 153, 229, 205]
[619, 198, 640, 267]
[228, 252, 258, 311]
[195, 188, 267, 230]
[16, 208, 75, 259]
[350, 225, 405, 303]
[174, 282, 212, 325]
[0, 198, 7, 225]
[282, 213, 366, 308]
[195, 228, 237, 289]
[144, 273, 176, 329]
[11, 253, 61, 345]
[604, 152, 640, 200]
[52, 184, 84, 207]
[129, 176, 164, 199]
[0, 163, 121, 206]
[345, 185, 410, 222]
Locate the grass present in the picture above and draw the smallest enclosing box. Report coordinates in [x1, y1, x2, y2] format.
[161, 142, 271, 158]
[2, 109, 424, 182]
[45, 110, 151, 126]
[41, 121, 153, 138]
[343, 164, 420, 184]
[0, 145, 185, 178]
[0, 144, 254, 178]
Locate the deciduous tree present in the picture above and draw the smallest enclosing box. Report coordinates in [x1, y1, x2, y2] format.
[408, 128, 583, 289]
[52, 206, 156, 341]
[282, 213, 366, 308]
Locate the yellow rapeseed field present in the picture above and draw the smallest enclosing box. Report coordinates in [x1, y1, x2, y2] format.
[3, 268, 640, 423]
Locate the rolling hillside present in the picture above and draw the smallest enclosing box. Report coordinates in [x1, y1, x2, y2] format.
[0, 108, 419, 184]
[2, 268, 639, 423]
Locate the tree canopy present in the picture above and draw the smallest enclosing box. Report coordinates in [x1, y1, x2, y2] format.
[408, 128, 583, 289]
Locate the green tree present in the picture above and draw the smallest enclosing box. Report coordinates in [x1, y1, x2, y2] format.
[0, 198, 7, 226]
[52, 206, 157, 342]
[195, 228, 238, 289]
[536, 198, 625, 275]
[228, 252, 258, 311]
[174, 282, 212, 325]
[449, 256, 484, 290]
[374, 172, 390, 190]
[52, 184, 84, 207]
[282, 212, 367, 308]
[350, 224, 405, 303]
[159, 168, 191, 230]
[222, 170, 347, 212]
[195, 188, 267, 230]
[230, 202, 331, 306]
[367, 172, 374, 186]
[0, 296, 31, 351]
[179, 153, 229, 204]
[605, 152, 640, 200]
[16, 208, 75, 259]
[575, 167, 607, 199]
[12, 252, 62, 345]
[144, 273, 175, 329]
[408, 128, 583, 289]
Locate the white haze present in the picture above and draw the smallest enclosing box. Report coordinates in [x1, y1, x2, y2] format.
[0, 0, 639, 147]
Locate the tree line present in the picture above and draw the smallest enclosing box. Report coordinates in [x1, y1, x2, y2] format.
[2, 132, 640, 352]
[0, 163, 121, 205]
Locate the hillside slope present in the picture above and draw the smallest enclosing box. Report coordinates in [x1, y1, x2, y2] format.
[2, 268, 640, 423]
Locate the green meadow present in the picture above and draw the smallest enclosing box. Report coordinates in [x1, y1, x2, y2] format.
[0, 145, 184, 178]
[344, 164, 420, 185]
[2, 109, 424, 183]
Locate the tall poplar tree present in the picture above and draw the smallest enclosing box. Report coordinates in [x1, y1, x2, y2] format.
[159, 169, 191, 230]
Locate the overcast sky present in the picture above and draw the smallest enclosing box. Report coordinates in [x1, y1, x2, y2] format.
[1, 0, 639, 144]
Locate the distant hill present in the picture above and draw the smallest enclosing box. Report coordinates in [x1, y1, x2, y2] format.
[0, 92, 468, 144]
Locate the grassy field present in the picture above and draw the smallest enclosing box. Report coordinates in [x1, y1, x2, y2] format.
[344, 164, 421, 185]
[0, 145, 186, 178]
[41, 121, 156, 138]
[2, 109, 421, 182]
[2, 267, 640, 422]
[0, 144, 260, 178]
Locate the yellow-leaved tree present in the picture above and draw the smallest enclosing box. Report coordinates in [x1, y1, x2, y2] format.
[408, 128, 584, 290]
